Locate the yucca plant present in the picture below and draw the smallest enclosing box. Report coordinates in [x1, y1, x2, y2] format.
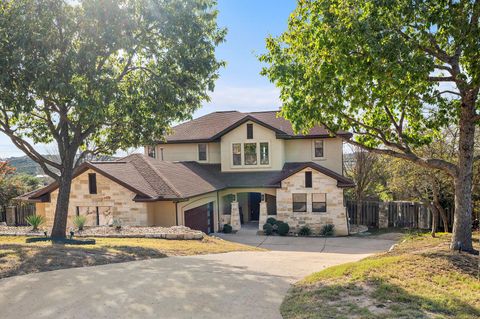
[73, 215, 87, 231]
[25, 215, 45, 231]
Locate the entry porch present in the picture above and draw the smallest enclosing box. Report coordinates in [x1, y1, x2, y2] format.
[219, 188, 277, 231]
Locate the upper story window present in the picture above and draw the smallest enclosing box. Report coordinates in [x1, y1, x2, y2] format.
[88, 173, 97, 194]
[147, 146, 156, 159]
[232, 143, 242, 166]
[244, 143, 257, 165]
[198, 143, 207, 161]
[312, 193, 327, 212]
[260, 142, 269, 165]
[247, 123, 253, 139]
[231, 141, 270, 167]
[313, 140, 324, 158]
[305, 171, 312, 188]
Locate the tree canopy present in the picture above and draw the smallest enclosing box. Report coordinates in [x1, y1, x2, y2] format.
[0, 0, 225, 237]
[262, 0, 479, 252]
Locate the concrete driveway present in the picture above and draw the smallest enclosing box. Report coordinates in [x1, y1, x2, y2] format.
[0, 228, 399, 319]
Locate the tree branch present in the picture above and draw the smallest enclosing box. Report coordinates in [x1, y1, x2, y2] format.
[345, 138, 458, 177]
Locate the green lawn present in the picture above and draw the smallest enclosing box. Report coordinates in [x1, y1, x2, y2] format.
[281, 232, 480, 319]
[0, 235, 261, 279]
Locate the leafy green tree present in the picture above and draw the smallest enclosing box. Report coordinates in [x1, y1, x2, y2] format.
[0, 0, 225, 238]
[262, 0, 479, 252]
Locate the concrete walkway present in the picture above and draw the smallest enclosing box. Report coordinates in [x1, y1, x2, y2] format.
[0, 228, 399, 319]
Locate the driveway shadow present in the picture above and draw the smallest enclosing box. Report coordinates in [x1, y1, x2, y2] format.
[0, 256, 288, 319]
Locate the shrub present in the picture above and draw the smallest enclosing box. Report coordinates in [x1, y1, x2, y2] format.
[320, 224, 335, 236]
[223, 224, 233, 233]
[73, 215, 87, 231]
[112, 219, 122, 231]
[263, 223, 273, 235]
[278, 222, 290, 236]
[298, 225, 311, 236]
[25, 215, 45, 231]
[266, 217, 277, 225]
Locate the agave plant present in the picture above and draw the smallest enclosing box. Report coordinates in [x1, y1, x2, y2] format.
[73, 215, 87, 231]
[25, 215, 45, 231]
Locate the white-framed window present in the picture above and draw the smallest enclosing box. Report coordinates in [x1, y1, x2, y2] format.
[313, 140, 324, 158]
[198, 143, 208, 161]
[312, 193, 327, 213]
[260, 142, 269, 165]
[231, 141, 270, 167]
[147, 146, 156, 159]
[232, 143, 242, 166]
[293, 193, 307, 212]
[244, 142, 257, 165]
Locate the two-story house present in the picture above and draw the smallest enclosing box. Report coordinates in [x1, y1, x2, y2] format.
[21, 111, 354, 235]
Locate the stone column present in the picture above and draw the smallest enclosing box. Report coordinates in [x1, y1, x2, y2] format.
[259, 196, 267, 230]
[230, 201, 241, 231]
[378, 202, 389, 229]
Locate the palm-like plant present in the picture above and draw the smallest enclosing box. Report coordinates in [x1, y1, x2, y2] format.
[25, 215, 45, 231]
[73, 215, 87, 231]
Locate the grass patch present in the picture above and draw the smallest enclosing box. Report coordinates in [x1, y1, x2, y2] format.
[281, 232, 480, 319]
[0, 235, 261, 279]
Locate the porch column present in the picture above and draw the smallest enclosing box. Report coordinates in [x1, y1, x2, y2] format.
[230, 200, 241, 231]
[259, 193, 267, 230]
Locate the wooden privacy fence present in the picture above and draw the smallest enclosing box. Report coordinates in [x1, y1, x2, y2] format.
[5, 204, 36, 226]
[347, 200, 432, 230]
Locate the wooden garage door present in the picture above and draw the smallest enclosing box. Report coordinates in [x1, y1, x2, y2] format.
[184, 202, 214, 234]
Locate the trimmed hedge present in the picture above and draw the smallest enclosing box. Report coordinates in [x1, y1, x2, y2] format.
[223, 224, 233, 233]
[266, 217, 277, 225]
[263, 223, 273, 235]
[278, 222, 290, 236]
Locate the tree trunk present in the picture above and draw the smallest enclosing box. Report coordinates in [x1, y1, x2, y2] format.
[430, 204, 438, 238]
[450, 97, 476, 252]
[432, 187, 449, 233]
[50, 167, 74, 239]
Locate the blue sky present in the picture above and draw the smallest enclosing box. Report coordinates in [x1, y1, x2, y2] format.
[0, 0, 296, 157]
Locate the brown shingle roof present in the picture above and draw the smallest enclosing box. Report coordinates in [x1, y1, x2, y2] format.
[161, 111, 351, 143]
[21, 155, 353, 203]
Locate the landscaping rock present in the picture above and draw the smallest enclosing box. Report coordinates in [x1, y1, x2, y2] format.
[0, 225, 204, 240]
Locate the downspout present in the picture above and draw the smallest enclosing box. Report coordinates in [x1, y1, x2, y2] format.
[216, 191, 220, 232]
[175, 202, 178, 226]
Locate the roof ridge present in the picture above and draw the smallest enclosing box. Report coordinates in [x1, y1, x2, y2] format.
[141, 156, 183, 198]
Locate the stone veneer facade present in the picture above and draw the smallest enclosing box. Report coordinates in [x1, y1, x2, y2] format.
[37, 169, 149, 228]
[276, 168, 349, 236]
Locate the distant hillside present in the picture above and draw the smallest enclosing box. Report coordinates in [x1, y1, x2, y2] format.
[1, 155, 117, 176]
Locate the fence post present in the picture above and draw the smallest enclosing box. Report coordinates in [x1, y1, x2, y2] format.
[6, 206, 16, 226]
[378, 202, 389, 229]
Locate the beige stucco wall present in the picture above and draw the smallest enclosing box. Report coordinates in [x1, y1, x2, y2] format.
[147, 201, 176, 227]
[147, 142, 220, 163]
[284, 138, 343, 174]
[276, 168, 348, 236]
[38, 169, 149, 228]
[220, 121, 285, 171]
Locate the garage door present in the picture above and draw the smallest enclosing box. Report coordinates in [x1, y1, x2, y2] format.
[184, 202, 214, 234]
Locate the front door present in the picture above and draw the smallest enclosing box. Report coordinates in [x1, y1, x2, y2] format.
[249, 193, 261, 221]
